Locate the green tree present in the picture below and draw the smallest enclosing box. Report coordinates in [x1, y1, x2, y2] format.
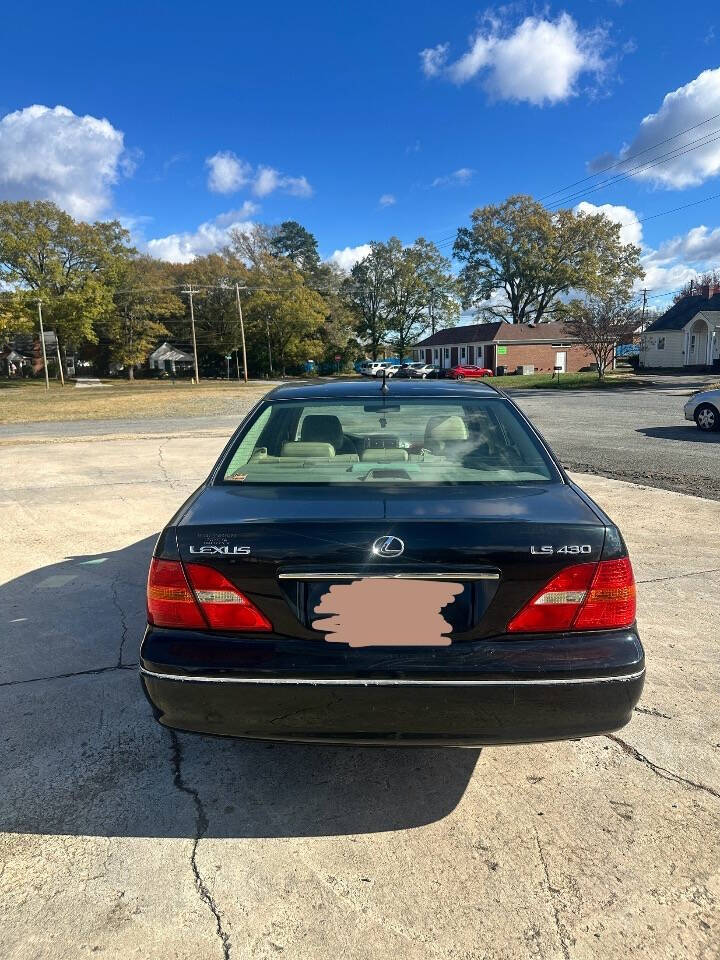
[342, 244, 391, 360]
[454, 195, 644, 324]
[383, 237, 459, 358]
[175, 254, 248, 370]
[244, 265, 326, 375]
[0, 200, 132, 364]
[269, 220, 320, 272]
[103, 257, 183, 379]
[0, 294, 33, 342]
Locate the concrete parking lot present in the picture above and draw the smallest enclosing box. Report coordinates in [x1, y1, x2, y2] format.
[1, 423, 719, 959]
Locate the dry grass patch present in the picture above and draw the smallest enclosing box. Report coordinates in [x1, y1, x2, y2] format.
[0, 379, 272, 424]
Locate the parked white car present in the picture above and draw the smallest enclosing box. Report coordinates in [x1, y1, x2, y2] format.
[410, 363, 437, 379]
[684, 388, 720, 432]
[359, 361, 384, 376]
[375, 363, 401, 377]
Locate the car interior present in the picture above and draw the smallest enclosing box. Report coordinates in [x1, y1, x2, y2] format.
[222, 400, 555, 483]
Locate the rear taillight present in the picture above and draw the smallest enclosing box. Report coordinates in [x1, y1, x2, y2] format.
[573, 557, 636, 630]
[507, 557, 636, 633]
[147, 559, 272, 631]
[184, 563, 272, 631]
[147, 558, 206, 629]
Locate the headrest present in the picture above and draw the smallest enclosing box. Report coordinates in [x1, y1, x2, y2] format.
[281, 441, 335, 458]
[360, 448, 409, 462]
[301, 415, 344, 449]
[424, 415, 469, 442]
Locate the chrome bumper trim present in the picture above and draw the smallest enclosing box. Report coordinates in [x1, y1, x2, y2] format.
[277, 571, 500, 581]
[140, 667, 645, 686]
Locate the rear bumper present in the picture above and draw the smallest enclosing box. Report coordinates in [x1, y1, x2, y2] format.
[140, 630, 645, 745]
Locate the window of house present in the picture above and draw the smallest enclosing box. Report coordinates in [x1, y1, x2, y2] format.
[460, 347, 466, 358]
[444, 348, 449, 358]
[433, 349, 439, 360]
[658, 337, 665, 350]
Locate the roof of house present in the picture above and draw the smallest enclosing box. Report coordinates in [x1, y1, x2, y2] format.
[149, 341, 194, 362]
[644, 293, 720, 332]
[415, 320, 579, 348]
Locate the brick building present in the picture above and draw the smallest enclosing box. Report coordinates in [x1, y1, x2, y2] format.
[413, 320, 594, 374]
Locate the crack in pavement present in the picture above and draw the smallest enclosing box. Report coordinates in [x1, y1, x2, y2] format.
[157, 439, 175, 490]
[534, 832, 571, 960]
[606, 735, 720, 800]
[169, 730, 231, 960]
[110, 578, 129, 668]
[636, 567, 720, 585]
[634, 706, 673, 719]
[0, 662, 138, 688]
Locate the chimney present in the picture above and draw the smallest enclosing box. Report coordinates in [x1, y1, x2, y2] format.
[711, 283, 720, 298]
[698, 283, 710, 299]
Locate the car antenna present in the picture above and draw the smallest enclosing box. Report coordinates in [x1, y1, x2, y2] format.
[380, 368, 389, 393]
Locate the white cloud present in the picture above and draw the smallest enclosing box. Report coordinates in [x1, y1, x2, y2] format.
[206, 151, 251, 193]
[0, 104, 131, 219]
[595, 68, 720, 188]
[641, 224, 720, 293]
[574, 201, 643, 247]
[431, 167, 475, 188]
[420, 43, 449, 78]
[327, 244, 372, 272]
[252, 166, 312, 198]
[421, 13, 608, 105]
[655, 225, 720, 263]
[379, 193, 396, 207]
[146, 202, 258, 263]
[204, 153, 313, 198]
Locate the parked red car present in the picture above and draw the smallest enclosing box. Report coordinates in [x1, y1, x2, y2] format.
[447, 364, 494, 380]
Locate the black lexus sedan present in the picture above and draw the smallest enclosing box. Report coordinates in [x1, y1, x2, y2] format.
[140, 379, 644, 745]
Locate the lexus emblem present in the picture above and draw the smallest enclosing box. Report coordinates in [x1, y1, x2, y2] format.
[372, 535, 405, 558]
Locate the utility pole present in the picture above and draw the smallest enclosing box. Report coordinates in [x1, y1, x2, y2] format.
[429, 286, 436, 336]
[266, 317, 273, 375]
[36, 300, 49, 391]
[182, 284, 200, 384]
[640, 287, 648, 334]
[54, 335, 65, 386]
[234, 282, 249, 383]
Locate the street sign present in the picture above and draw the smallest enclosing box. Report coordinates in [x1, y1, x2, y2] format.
[225, 354, 232, 359]
[334, 354, 341, 361]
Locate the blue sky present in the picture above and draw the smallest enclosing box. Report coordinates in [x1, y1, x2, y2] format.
[1, 0, 719, 300]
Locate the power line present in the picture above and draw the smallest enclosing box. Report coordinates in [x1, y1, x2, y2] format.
[539, 111, 720, 202]
[546, 128, 720, 210]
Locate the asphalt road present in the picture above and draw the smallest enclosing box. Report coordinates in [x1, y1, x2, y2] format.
[1, 430, 719, 959]
[512, 385, 720, 500]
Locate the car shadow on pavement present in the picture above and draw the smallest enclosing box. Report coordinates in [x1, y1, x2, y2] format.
[636, 425, 719, 443]
[1, 537, 479, 838]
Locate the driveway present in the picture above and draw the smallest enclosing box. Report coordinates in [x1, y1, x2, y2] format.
[1, 430, 718, 959]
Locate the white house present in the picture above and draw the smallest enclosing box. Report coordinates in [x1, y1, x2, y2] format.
[640, 288, 720, 370]
[148, 342, 195, 374]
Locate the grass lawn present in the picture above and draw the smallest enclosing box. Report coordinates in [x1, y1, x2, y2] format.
[0, 378, 272, 424]
[0, 370, 645, 425]
[494, 371, 638, 390]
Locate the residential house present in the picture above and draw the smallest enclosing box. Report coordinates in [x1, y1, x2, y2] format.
[639, 286, 720, 371]
[148, 342, 195, 374]
[413, 320, 594, 374]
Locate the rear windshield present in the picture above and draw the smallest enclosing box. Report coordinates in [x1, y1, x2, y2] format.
[219, 397, 558, 485]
